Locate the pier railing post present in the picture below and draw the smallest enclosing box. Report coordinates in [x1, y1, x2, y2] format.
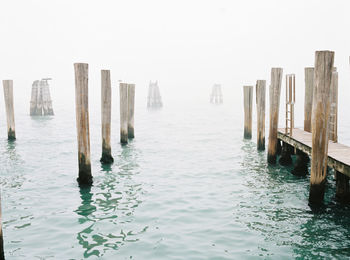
[3, 80, 16, 140]
[243, 86, 253, 139]
[127, 84, 135, 139]
[100, 70, 114, 164]
[309, 50, 334, 205]
[256, 80, 266, 150]
[267, 68, 283, 164]
[119, 83, 128, 144]
[304, 67, 314, 132]
[74, 63, 93, 185]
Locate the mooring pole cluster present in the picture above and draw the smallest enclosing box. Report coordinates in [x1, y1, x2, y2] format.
[74, 63, 136, 186]
[243, 50, 350, 205]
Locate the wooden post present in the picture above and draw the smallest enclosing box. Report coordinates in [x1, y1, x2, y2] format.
[304, 68, 314, 132]
[335, 171, 350, 203]
[267, 68, 283, 164]
[30, 80, 39, 116]
[309, 51, 334, 205]
[329, 68, 338, 142]
[256, 80, 266, 150]
[3, 80, 16, 140]
[100, 70, 114, 164]
[291, 149, 309, 176]
[127, 84, 135, 138]
[119, 83, 128, 144]
[41, 79, 54, 116]
[74, 63, 93, 185]
[243, 86, 253, 139]
[0, 194, 4, 260]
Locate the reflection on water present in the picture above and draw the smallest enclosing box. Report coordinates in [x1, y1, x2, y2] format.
[75, 144, 146, 258]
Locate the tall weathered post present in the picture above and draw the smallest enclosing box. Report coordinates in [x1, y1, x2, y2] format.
[3, 80, 16, 140]
[256, 80, 266, 150]
[100, 70, 114, 164]
[329, 67, 338, 142]
[119, 83, 128, 144]
[267, 68, 283, 164]
[304, 68, 314, 132]
[74, 63, 93, 185]
[127, 84, 135, 139]
[243, 86, 253, 139]
[309, 51, 334, 205]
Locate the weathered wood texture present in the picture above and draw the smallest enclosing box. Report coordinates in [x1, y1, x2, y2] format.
[74, 63, 92, 185]
[329, 68, 338, 142]
[3, 80, 16, 140]
[278, 128, 350, 178]
[267, 68, 283, 164]
[100, 70, 113, 164]
[127, 84, 135, 138]
[0, 194, 4, 260]
[304, 68, 314, 132]
[256, 80, 266, 150]
[243, 86, 253, 139]
[120, 83, 128, 144]
[309, 51, 334, 204]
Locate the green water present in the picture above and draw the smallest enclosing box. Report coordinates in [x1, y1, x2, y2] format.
[1, 103, 350, 259]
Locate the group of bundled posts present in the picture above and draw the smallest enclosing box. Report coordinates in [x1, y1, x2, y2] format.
[147, 81, 162, 108]
[30, 78, 54, 116]
[73, 63, 136, 186]
[119, 82, 135, 144]
[210, 84, 223, 104]
[243, 80, 267, 151]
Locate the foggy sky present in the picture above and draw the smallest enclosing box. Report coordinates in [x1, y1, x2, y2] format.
[0, 0, 349, 128]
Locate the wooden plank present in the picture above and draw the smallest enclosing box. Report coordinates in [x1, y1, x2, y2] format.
[278, 128, 350, 178]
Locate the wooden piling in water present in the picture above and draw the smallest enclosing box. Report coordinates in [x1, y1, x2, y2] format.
[100, 70, 114, 164]
[256, 80, 266, 150]
[243, 86, 253, 139]
[74, 63, 92, 185]
[3, 80, 16, 140]
[127, 84, 135, 139]
[267, 68, 283, 164]
[119, 83, 128, 144]
[329, 68, 338, 142]
[304, 68, 314, 132]
[309, 51, 334, 205]
[335, 171, 350, 203]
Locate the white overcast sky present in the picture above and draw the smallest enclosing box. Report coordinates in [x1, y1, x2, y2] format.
[0, 0, 349, 126]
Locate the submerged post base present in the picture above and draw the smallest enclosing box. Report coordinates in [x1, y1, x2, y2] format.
[279, 142, 292, 166]
[336, 171, 350, 203]
[267, 153, 277, 165]
[100, 153, 114, 164]
[292, 150, 309, 176]
[77, 162, 93, 186]
[309, 182, 326, 205]
[128, 128, 135, 139]
[257, 137, 265, 151]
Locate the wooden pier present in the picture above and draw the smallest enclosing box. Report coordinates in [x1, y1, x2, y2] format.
[278, 128, 350, 178]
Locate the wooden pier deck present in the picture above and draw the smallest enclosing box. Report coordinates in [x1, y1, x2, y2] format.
[277, 128, 350, 178]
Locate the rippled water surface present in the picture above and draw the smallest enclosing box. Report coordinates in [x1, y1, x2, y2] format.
[1, 101, 350, 259]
